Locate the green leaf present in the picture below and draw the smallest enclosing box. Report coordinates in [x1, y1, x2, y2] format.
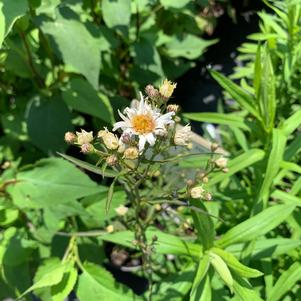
[281, 109, 301, 136]
[209, 251, 233, 291]
[165, 34, 217, 59]
[233, 274, 264, 301]
[259, 46, 276, 130]
[216, 204, 295, 248]
[190, 200, 215, 250]
[208, 149, 265, 186]
[58, 153, 117, 178]
[190, 254, 210, 296]
[26, 96, 72, 154]
[106, 177, 116, 214]
[76, 262, 137, 301]
[284, 132, 301, 161]
[211, 248, 263, 278]
[272, 190, 301, 207]
[210, 70, 260, 119]
[183, 112, 251, 131]
[10, 158, 102, 209]
[100, 229, 202, 257]
[0, 0, 28, 46]
[160, 0, 191, 9]
[62, 78, 114, 124]
[267, 262, 301, 301]
[226, 238, 301, 260]
[51, 266, 78, 301]
[254, 129, 287, 210]
[19, 258, 67, 298]
[101, 0, 131, 30]
[191, 275, 211, 301]
[41, 7, 101, 88]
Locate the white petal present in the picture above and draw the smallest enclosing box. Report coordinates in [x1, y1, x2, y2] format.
[145, 133, 156, 145]
[138, 135, 146, 152]
[113, 121, 127, 131]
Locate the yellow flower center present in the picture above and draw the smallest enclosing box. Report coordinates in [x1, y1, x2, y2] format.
[132, 114, 155, 134]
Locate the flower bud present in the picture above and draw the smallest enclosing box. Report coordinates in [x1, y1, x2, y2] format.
[115, 205, 128, 216]
[159, 79, 177, 99]
[174, 125, 191, 146]
[76, 129, 93, 145]
[155, 128, 168, 137]
[106, 225, 114, 233]
[145, 84, 160, 99]
[121, 133, 132, 144]
[98, 128, 119, 150]
[154, 204, 161, 211]
[106, 155, 118, 166]
[211, 142, 219, 152]
[80, 143, 94, 154]
[222, 167, 229, 173]
[117, 142, 126, 153]
[190, 186, 205, 199]
[202, 176, 209, 184]
[167, 104, 179, 113]
[204, 192, 212, 201]
[64, 131, 77, 144]
[215, 157, 228, 168]
[124, 147, 139, 160]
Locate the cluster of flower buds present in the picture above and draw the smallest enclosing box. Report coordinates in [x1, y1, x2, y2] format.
[189, 185, 212, 201]
[65, 80, 193, 170]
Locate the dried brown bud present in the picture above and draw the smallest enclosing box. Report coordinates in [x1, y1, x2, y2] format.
[106, 155, 118, 166]
[211, 142, 219, 152]
[145, 84, 160, 99]
[167, 104, 179, 113]
[80, 143, 94, 154]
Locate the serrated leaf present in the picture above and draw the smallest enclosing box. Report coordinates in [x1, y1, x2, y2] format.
[101, 0, 131, 30]
[19, 259, 67, 298]
[76, 262, 137, 301]
[51, 266, 78, 301]
[41, 7, 101, 88]
[10, 158, 103, 209]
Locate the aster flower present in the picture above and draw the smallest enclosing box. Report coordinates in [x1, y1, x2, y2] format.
[113, 93, 175, 151]
[174, 125, 191, 146]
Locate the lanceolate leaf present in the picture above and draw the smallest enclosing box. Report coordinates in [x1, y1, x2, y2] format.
[190, 254, 210, 296]
[211, 248, 263, 278]
[183, 112, 251, 131]
[100, 229, 202, 258]
[209, 251, 233, 291]
[254, 129, 287, 211]
[281, 107, 301, 136]
[267, 262, 301, 301]
[58, 153, 117, 178]
[216, 204, 295, 248]
[210, 70, 260, 119]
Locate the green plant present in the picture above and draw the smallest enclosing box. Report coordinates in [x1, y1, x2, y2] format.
[183, 1, 301, 299]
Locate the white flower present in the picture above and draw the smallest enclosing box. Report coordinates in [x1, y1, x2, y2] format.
[113, 93, 175, 151]
[76, 129, 93, 145]
[115, 205, 129, 216]
[215, 157, 228, 168]
[98, 128, 119, 150]
[190, 186, 205, 199]
[174, 125, 191, 146]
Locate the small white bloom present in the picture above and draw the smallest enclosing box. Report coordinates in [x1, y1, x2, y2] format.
[113, 93, 175, 151]
[159, 79, 177, 99]
[215, 157, 228, 168]
[174, 125, 191, 146]
[106, 225, 114, 233]
[98, 128, 119, 150]
[124, 147, 139, 160]
[76, 129, 93, 145]
[115, 205, 129, 216]
[190, 186, 205, 199]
